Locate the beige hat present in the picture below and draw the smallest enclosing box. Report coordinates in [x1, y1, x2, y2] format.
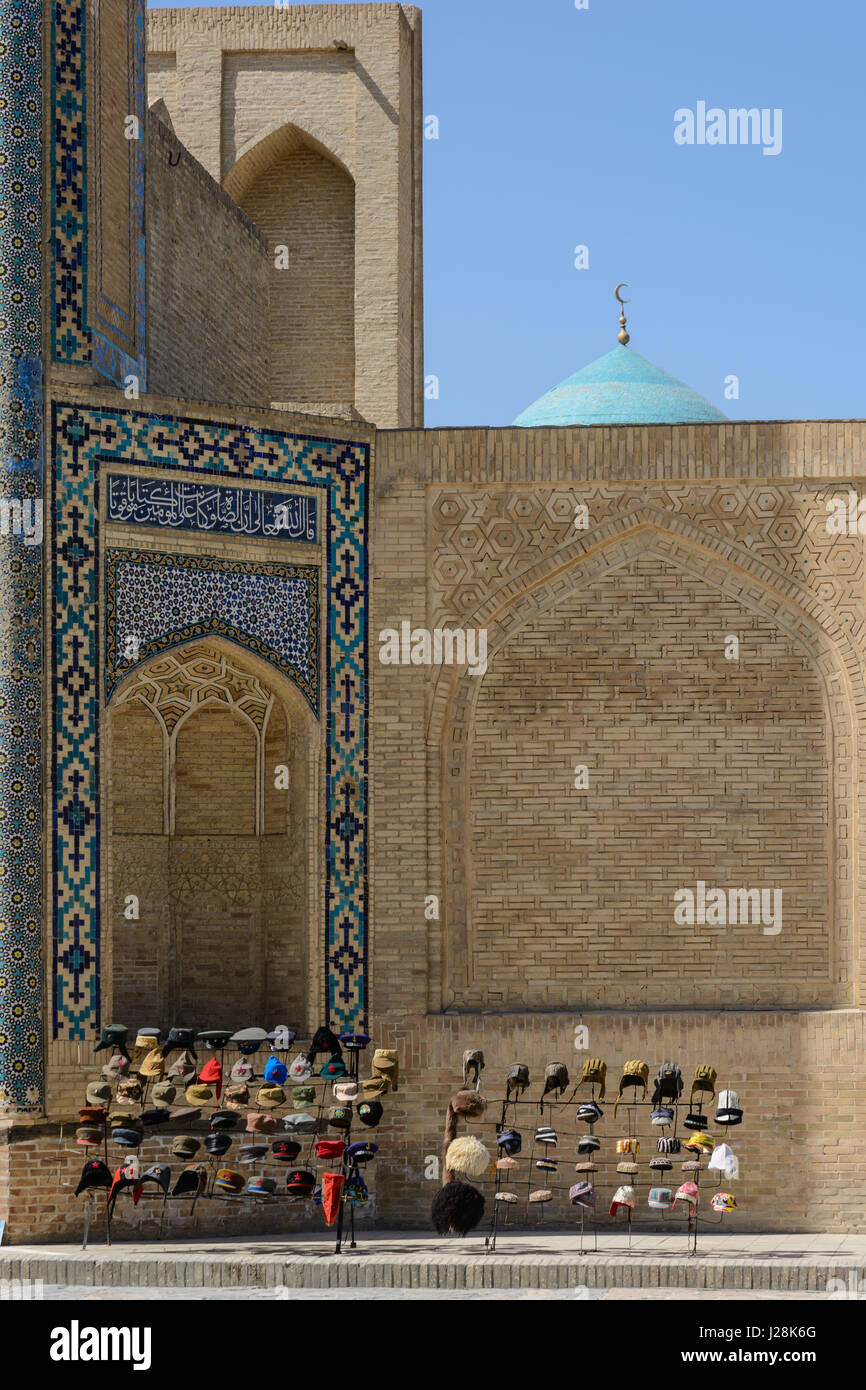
[185, 1082, 213, 1106]
[139, 1048, 165, 1079]
[255, 1085, 286, 1111]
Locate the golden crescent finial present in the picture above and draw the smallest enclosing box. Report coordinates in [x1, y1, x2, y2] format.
[615, 283, 630, 345]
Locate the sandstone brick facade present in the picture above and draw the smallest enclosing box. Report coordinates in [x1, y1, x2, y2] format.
[147, 4, 424, 428]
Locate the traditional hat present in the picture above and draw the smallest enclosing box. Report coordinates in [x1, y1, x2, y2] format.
[370, 1047, 398, 1091]
[505, 1064, 530, 1100]
[74, 1159, 112, 1196]
[649, 1156, 673, 1171]
[139, 1049, 165, 1079]
[198, 1056, 223, 1098]
[535, 1125, 557, 1146]
[529, 1189, 553, 1204]
[496, 1155, 519, 1170]
[246, 1175, 277, 1197]
[574, 1161, 598, 1173]
[648, 1187, 674, 1209]
[577, 1101, 604, 1125]
[197, 1029, 233, 1050]
[76, 1125, 104, 1146]
[209, 1109, 239, 1131]
[319, 1055, 346, 1079]
[615, 1137, 639, 1154]
[431, 1181, 485, 1235]
[171, 1135, 201, 1159]
[609, 1185, 636, 1216]
[307, 1027, 342, 1061]
[314, 1138, 346, 1161]
[615, 1060, 649, 1113]
[683, 1111, 709, 1131]
[709, 1142, 737, 1175]
[139, 1164, 171, 1196]
[116, 1078, 142, 1105]
[246, 1112, 277, 1134]
[651, 1106, 675, 1127]
[263, 1056, 288, 1085]
[101, 1053, 129, 1081]
[213, 1168, 244, 1194]
[140, 1109, 171, 1127]
[167, 1050, 198, 1081]
[682, 1132, 713, 1153]
[681, 1159, 702, 1172]
[204, 1132, 232, 1157]
[230, 1027, 268, 1055]
[445, 1135, 490, 1178]
[238, 1144, 268, 1164]
[94, 1024, 128, 1056]
[536, 1158, 558, 1172]
[151, 1081, 176, 1109]
[282, 1111, 317, 1133]
[286, 1169, 316, 1196]
[272, 1139, 302, 1162]
[540, 1062, 569, 1103]
[616, 1160, 639, 1175]
[673, 1181, 699, 1207]
[161, 1027, 197, 1059]
[462, 1049, 484, 1090]
[715, 1089, 743, 1126]
[288, 1054, 313, 1081]
[346, 1141, 378, 1164]
[172, 1165, 207, 1197]
[357, 1100, 383, 1128]
[256, 1085, 286, 1110]
[495, 1190, 519, 1204]
[577, 1135, 600, 1154]
[78, 1107, 107, 1125]
[185, 1083, 213, 1106]
[569, 1181, 595, 1207]
[496, 1127, 521, 1155]
[711, 1191, 739, 1212]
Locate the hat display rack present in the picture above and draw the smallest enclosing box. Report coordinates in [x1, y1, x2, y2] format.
[69, 1024, 398, 1254]
[437, 1054, 744, 1256]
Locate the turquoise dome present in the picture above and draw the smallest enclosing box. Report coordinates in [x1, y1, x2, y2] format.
[513, 345, 728, 427]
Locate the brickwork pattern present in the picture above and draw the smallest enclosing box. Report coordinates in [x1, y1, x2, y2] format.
[146, 115, 271, 408]
[147, 4, 424, 428]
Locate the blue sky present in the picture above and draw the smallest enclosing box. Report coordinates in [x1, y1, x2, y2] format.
[149, 0, 865, 427]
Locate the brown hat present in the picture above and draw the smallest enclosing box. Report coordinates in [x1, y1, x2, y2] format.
[171, 1134, 202, 1159]
[78, 1106, 108, 1125]
[139, 1048, 165, 1079]
[151, 1081, 176, 1108]
[246, 1112, 277, 1134]
[370, 1048, 398, 1091]
[255, 1086, 286, 1111]
[225, 1084, 249, 1110]
[185, 1083, 213, 1106]
[167, 1049, 198, 1081]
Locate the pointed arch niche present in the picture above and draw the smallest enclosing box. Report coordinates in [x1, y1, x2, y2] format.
[103, 639, 320, 1029]
[432, 516, 862, 1013]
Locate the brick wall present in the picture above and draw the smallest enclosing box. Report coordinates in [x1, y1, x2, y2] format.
[146, 114, 271, 408]
[147, 4, 424, 427]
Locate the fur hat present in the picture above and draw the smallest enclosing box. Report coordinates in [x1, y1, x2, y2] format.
[306, 1027, 342, 1064]
[442, 1089, 487, 1177]
[431, 1181, 485, 1236]
[444, 1134, 490, 1180]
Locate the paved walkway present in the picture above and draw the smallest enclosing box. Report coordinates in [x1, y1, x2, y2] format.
[3, 1230, 865, 1294]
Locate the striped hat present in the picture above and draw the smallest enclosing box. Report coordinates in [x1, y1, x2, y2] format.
[535, 1126, 557, 1146]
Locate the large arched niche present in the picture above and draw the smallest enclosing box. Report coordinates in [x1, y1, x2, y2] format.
[224, 122, 355, 407]
[433, 517, 861, 1013]
[103, 638, 320, 1031]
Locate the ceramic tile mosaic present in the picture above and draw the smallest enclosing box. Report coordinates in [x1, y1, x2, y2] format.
[104, 548, 319, 713]
[0, 0, 44, 1112]
[51, 403, 369, 1040]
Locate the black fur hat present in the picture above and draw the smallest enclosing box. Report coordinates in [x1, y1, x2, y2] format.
[306, 1026, 342, 1064]
[431, 1180, 485, 1236]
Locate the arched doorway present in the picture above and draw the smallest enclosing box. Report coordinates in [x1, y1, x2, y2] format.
[104, 640, 319, 1029]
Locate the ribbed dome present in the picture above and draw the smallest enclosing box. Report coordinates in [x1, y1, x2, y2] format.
[513, 345, 728, 427]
